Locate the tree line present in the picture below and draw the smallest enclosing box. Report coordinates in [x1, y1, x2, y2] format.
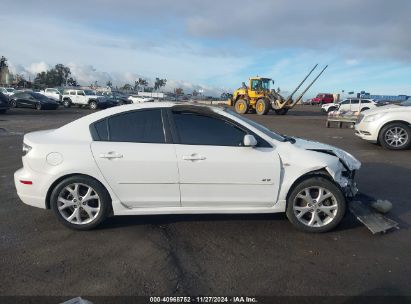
[32, 63, 168, 92]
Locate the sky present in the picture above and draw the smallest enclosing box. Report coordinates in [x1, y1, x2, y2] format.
[1, 0, 410, 97]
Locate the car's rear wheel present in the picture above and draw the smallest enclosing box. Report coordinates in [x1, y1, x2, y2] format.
[10, 100, 17, 108]
[63, 99, 71, 108]
[286, 176, 346, 233]
[379, 122, 411, 150]
[89, 100, 98, 110]
[36, 103, 42, 110]
[50, 176, 111, 230]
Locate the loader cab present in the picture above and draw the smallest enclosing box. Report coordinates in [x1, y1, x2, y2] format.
[249, 77, 272, 92]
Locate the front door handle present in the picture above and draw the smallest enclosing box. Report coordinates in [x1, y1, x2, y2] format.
[183, 154, 206, 161]
[99, 151, 123, 159]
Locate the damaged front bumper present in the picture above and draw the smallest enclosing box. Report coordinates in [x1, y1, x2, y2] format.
[341, 175, 359, 198]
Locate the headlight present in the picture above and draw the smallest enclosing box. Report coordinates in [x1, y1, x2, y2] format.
[22, 143, 32, 156]
[363, 113, 386, 122]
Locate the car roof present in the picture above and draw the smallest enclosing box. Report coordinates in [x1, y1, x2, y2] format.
[52, 102, 223, 141]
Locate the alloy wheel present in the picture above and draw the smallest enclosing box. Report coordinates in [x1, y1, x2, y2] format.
[384, 127, 408, 148]
[293, 187, 338, 228]
[90, 102, 97, 110]
[57, 183, 101, 225]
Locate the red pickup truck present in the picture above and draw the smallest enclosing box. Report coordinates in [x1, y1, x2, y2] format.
[310, 93, 334, 105]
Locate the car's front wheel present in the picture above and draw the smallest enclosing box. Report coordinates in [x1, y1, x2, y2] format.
[50, 175, 111, 230]
[379, 122, 411, 150]
[286, 176, 346, 233]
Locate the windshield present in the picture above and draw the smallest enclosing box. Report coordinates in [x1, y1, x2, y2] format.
[400, 99, 411, 106]
[224, 108, 285, 142]
[30, 92, 50, 101]
[261, 79, 271, 91]
[84, 90, 95, 95]
[6, 88, 14, 92]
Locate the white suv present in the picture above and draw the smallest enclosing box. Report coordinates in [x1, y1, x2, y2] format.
[40, 88, 62, 102]
[355, 99, 411, 150]
[0, 87, 15, 96]
[62, 89, 102, 110]
[322, 98, 378, 113]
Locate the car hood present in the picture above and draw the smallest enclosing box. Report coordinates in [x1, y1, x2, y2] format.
[292, 137, 361, 171]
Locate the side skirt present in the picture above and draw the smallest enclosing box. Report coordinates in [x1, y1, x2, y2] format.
[113, 200, 287, 216]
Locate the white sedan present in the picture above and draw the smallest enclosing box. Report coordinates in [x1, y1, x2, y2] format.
[128, 95, 154, 103]
[355, 99, 411, 150]
[321, 98, 377, 113]
[14, 102, 361, 232]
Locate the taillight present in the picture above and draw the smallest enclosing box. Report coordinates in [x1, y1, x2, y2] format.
[22, 143, 32, 156]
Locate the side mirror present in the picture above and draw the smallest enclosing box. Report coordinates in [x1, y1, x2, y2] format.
[243, 134, 257, 147]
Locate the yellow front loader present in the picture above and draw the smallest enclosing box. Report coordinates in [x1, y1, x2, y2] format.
[228, 64, 328, 115]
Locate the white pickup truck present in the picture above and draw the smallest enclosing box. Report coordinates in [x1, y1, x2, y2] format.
[40, 88, 62, 102]
[62, 89, 103, 110]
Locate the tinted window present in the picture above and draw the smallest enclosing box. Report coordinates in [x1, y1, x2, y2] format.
[351, 99, 359, 104]
[172, 111, 246, 146]
[341, 100, 349, 105]
[108, 110, 165, 143]
[361, 100, 370, 104]
[30, 92, 49, 101]
[94, 119, 109, 141]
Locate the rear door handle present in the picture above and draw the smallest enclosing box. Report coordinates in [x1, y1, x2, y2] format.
[183, 154, 206, 161]
[99, 151, 123, 159]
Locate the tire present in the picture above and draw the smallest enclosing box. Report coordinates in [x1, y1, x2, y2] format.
[234, 99, 248, 114]
[10, 100, 17, 108]
[89, 100, 98, 110]
[286, 176, 346, 233]
[63, 99, 71, 108]
[360, 107, 370, 112]
[274, 108, 288, 115]
[50, 175, 111, 230]
[35, 103, 42, 110]
[256, 99, 270, 115]
[378, 122, 411, 150]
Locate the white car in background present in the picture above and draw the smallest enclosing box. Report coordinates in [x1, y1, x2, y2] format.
[322, 98, 378, 113]
[40, 88, 62, 102]
[128, 95, 154, 103]
[0, 87, 15, 96]
[14, 103, 360, 232]
[62, 89, 103, 109]
[355, 99, 411, 150]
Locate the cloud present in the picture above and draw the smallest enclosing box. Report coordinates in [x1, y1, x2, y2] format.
[26, 62, 49, 75]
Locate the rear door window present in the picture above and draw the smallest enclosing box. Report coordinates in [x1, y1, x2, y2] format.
[93, 109, 165, 143]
